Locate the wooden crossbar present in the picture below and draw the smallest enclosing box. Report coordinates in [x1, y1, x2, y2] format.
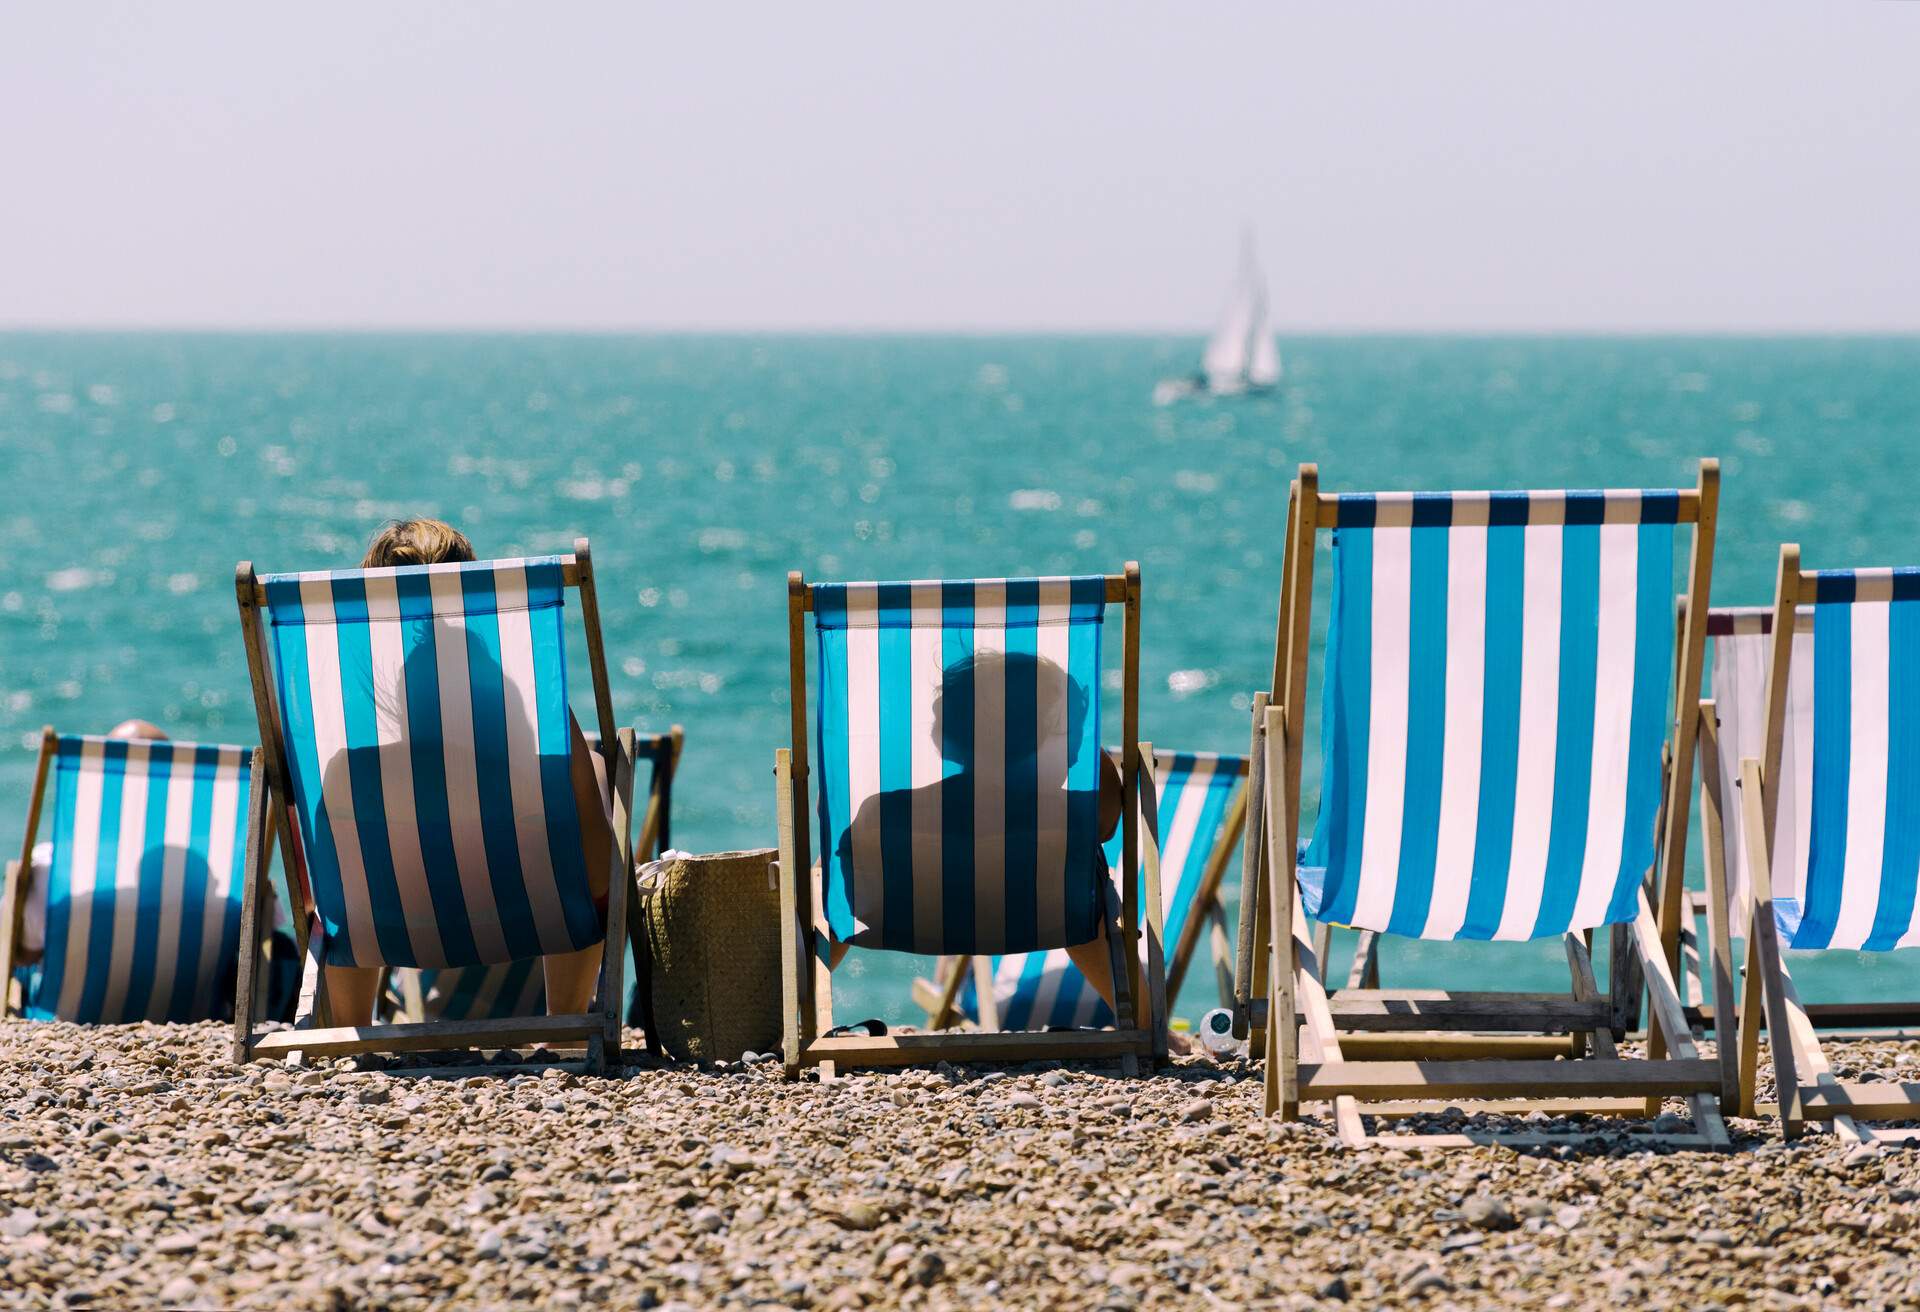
[252, 1012, 601, 1058]
[803, 1028, 1152, 1067]
[1761, 1083, 1920, 1120]
[1248, 992, 1610, 1034]
[1299, 1058, 1721, 1102]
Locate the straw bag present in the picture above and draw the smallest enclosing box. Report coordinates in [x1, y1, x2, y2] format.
[633, 848, 782, 1062]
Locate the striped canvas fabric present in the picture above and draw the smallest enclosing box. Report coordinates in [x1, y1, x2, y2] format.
[960, 750, 1246, 1029]
[384, 731, 677, 1021]
[1773, 570, 1920, 951]
[1302, 490, 1680, 940]
[259, 558, 604, 969]
[1705, 607, 1814, 919]
[813, 577, 1109, 956]
[25, 735, 251, 1024]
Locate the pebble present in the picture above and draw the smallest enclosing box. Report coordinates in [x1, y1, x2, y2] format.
[3, 1021, 1920, 1309]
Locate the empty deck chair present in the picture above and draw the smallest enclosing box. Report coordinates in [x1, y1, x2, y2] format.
[1, 730, 268, 1024]
[773, 568, 1166, 1075]
[1725, 549, 1920, 1141]
[1236, 461, 1729, 1148]
[384, 727, 683, 1025]
[231, 542, 636, 1070]
[914, 748, 1247, 1031]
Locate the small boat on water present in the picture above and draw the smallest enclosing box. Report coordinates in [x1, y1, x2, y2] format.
[1154, 231, 1281, 405]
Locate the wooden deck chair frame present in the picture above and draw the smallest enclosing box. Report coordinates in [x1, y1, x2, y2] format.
[913, 754, 1248, 1031]
[1682, 603, 1920, 1056]
[1236, 461, 1730, 1149]
[229, 539, 637, 1073]
[1, 726, 287, 1023]
[1731, 547, 1920, 1143]
[774, 565, 1167, 1077]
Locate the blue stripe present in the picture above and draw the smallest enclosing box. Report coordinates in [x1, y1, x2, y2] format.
[460, 569, 541, 961]
[1388, 525, 1449, 937]
[331, 575, 414, 966]
[1605, 522, 1677, 924]
[817, 623, 857, 942]
[1006, 951, 1048, 1029]
[1461, 521, 1526, 939]
[120, 749, 172, 1022]
[526, 560, 598, 952]
[172, 746, 218, 1020]
[1867, 601, 1920, 949]
[876, 582, 916, 951]
[1313, 519, 1374, 924]
[1532, 521, 1601, 937]
[394, 570, 479, 965]
[75, 740, 128, 1023]
[1002, 579, 1041, 951]
[32, 746, 82, 1020]
[1062, 574, 1106, 947]
[939, 585, 976, 950]
[1800, 592, 1855, 948]
[270, 587, 356, 965]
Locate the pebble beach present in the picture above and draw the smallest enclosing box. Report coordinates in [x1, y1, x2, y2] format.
[4, 1023, 1919, 1310]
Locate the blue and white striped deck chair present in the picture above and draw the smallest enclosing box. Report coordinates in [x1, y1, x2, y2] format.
[774, 567, 1166, 1076]
[1729, 549, 1920, 1141]
[1, 731, 266, 1025]
[385, 727, 683, 1025]
[923, 749, 1247, 1032]
[1245, 461, 1729, 1148]
[232, 541, 637, 1070]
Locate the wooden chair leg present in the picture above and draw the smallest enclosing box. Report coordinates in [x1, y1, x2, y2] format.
[231, 756, 272, 1063]
[775, 751, 803, 1078]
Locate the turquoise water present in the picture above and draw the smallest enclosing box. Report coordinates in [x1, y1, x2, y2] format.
[4, 332, 1918, 1025]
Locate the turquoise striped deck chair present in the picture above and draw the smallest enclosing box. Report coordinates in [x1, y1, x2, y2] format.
[774, 567, 1166, 1076]
[1726, 548, 1920, 1142]
[1239, 462, 1729, 1149]
[1, 730, 270, 1024]
[384, 727, 682, 1026]
[916, 748, 1247, 1032]
[232, 541, 637, 1070]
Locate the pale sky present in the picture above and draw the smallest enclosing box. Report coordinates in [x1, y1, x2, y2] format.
[4, 2, 1917, 332]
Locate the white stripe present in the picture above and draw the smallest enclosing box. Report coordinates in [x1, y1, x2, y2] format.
[430, 569, 506, 962]
[364, 575, 443, 965]
[299, 578, 382, 965]
[1496, 522, 1563, 940]
[493, 564, 570, 955]
[844, 585, 885, 942]
[1352, 528, 1411, 930]
[1711, 627, 1766, 915]
[98, 742, 150, 1023]
[146, 751, 196, 1019]
[991, 954, 1022, 1025]
[55, 740, 106, 1020]
[1159, 757, 1213, 919]
[1570, 523, 1639, 928]
[972, 583, 1009, 948]
[1033, 577, 1073, 948]
[1071, 956, 1107, 1028]
[193, 755, 243, 1019]
[1424, 524, 1487, 939]
[908, 583, 946, 952]
[1832, 602, 1890, 949]
[1784, 627, 1817, 906]
[1025, 952, 1066, 1029]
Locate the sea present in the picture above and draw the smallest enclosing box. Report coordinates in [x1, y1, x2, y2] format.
[4, 332, 1918, 1027]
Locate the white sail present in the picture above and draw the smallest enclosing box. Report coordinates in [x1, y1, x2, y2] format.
[1201, 233, 1279, 393]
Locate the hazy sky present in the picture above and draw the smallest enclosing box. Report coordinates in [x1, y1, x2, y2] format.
[4, 3, 1917, 331]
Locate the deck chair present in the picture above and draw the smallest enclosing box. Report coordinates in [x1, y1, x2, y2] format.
[1728, 548, 1920, 1142]
[383, 727, 683, 1025]
[1237, 461, 1730, 1149]
[1, 730, 271, 1024]
[774, 567, 1165, 1076]
[231, 542, 637, 1071]
[912, 748, 1247, 1031]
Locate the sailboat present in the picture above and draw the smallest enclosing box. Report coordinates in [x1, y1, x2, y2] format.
[1154, 232, 1281, 405]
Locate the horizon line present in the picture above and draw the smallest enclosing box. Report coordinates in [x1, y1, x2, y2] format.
[3, 323, 1919, 339]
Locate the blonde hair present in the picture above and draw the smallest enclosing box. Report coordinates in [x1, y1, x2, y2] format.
[362, 518, 475, 569]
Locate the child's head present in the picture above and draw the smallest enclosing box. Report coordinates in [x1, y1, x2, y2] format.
[362, 518, 475, 569]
